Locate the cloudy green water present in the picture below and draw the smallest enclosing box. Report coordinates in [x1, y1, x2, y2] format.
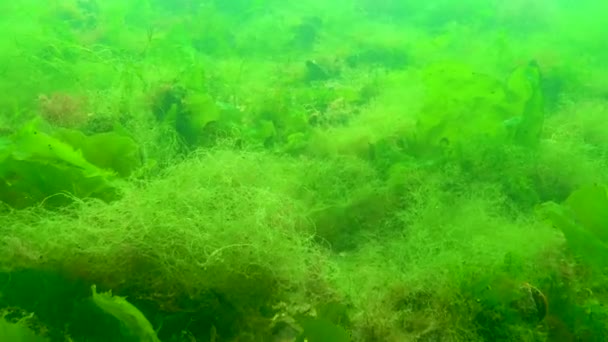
[0, 1, 607, 341]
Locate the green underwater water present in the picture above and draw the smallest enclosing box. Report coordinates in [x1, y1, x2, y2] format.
[1, 0, 608, 341]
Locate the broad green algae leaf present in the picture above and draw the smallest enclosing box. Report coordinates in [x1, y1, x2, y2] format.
[297, 318, 350, 342]
[409, 61, 545, 160]
[538, 201, 608, 270]
[54, 127, 142, 177]
[537, 184, 608, 269]
[0, 121, 119, 208]
[506, 61, 544, 147]
[412, 62, 511, 158]
[295, 301, 351, 342]
[0, 316, 49, 342]
[10, 122, 109, 178]
[91, 285, 160, 342]
[564, 184, 608, 243]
